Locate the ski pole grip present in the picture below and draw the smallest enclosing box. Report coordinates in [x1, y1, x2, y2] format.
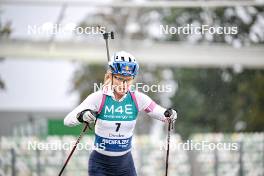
[110, 31, 114, 39]
[103, 33, 108, 40]
[164, 108, 173, 117]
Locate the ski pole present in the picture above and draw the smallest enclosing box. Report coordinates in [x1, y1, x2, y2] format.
[164, 109, 174, 176]
[58, 122, 91, 176]
[102, 31, 114, 62]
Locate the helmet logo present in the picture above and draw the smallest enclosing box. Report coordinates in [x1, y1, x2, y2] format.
[109, 51, 139, 76]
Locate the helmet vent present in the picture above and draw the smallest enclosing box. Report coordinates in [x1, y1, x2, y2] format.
[117, 63, 121, 71]
[121, 56, 125, 61]
[132, 65, 136, 73]
[115, 56, 118, 60]
[129, 57, 132, 62]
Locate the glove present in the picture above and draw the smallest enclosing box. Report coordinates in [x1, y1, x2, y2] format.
[164, 108, 177, 123]
[77, 109, 97, 123]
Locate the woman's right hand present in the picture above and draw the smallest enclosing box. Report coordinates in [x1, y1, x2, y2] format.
[77, 109, 97, 123]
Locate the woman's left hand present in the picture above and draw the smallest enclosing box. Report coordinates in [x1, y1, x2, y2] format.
[164, 108, 178, 123]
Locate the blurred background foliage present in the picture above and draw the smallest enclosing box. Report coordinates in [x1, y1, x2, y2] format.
[78, 6, 264, 45]
[0, 10, 12, 90]
[162, 7, 264, 45]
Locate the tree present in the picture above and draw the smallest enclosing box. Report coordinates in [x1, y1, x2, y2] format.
[171, 68, 264, 139]
[0, 11, 12, 90]
[162, 7, 264, 46]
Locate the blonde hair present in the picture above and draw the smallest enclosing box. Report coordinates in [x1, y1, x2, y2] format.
[103, 69, 113, 88]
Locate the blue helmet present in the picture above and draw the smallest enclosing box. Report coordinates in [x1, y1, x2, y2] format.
[108, 51, 139, 77]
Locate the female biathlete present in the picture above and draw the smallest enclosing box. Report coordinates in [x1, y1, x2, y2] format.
[64, 51, 177, 176]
